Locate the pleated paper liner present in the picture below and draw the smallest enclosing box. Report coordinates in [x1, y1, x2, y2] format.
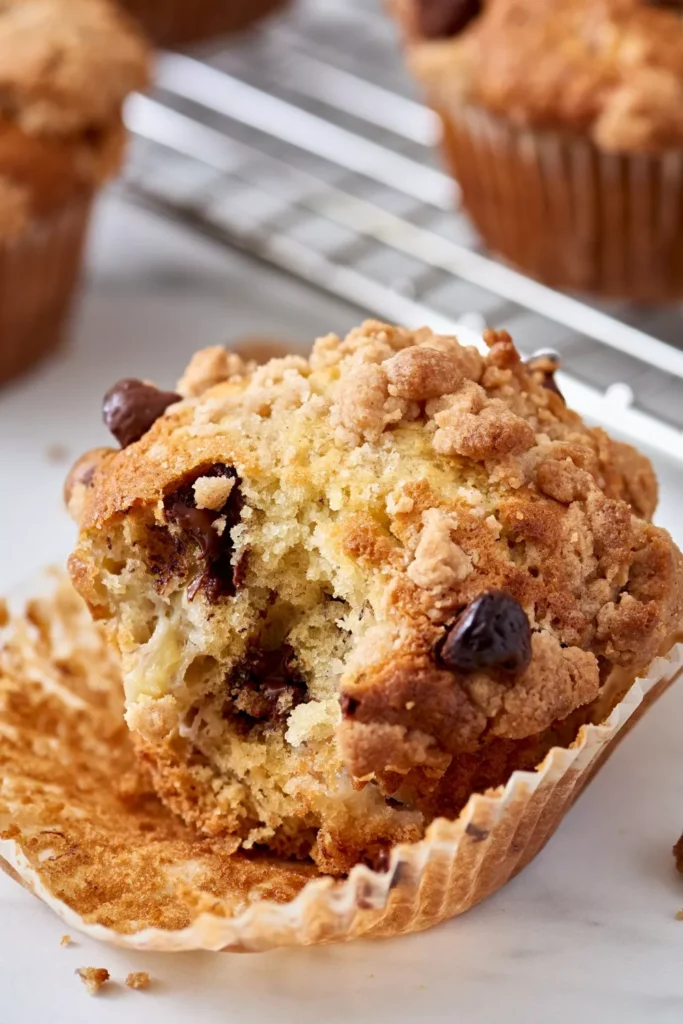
[1, 574, 681, 952]
[0, 195, 92, 384]
[432, 101, 683, 301]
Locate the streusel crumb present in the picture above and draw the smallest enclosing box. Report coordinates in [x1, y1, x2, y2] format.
[75, 967, 110, 995]
[68, 320, 683, 874]
[125, 971, 151, 990]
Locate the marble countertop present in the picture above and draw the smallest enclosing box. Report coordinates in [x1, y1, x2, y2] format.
[2, 193, 683, 1024]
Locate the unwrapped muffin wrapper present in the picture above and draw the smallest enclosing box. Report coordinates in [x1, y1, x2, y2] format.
[1, 574, 681, 952]
[432, 100, 683, 300]
[0, 196, 92, 384]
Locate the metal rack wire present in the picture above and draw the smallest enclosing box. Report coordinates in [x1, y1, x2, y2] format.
[120, 0, 683, 463]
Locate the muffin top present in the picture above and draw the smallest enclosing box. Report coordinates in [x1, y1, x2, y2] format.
[402, 0, 683, 152]
[67, 323, 683, 804]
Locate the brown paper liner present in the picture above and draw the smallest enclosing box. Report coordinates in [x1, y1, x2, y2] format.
[0, 196, 92, 385]
[120, 0, 288, 46]
[435, 103, 683, 301]
[1, 574, 681, 952]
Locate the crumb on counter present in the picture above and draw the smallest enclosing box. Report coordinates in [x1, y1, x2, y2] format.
[125, 971, 151, 990]
[59, 934, 72, 947]
[75, 966, 110, 995]
[45, 443, 70, 464]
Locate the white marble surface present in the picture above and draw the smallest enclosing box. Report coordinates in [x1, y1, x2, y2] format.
[2, 193, 683, 1024]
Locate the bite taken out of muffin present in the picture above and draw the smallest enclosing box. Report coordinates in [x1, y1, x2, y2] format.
[65, 322, 683, 876]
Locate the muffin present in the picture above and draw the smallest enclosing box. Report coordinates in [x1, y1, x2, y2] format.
[65, 321, 683, 879]
[119, 0, 288, 47]
[393, 0, 683, 300]
[0, 0, 148, 385]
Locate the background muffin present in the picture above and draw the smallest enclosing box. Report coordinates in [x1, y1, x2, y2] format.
[0, 0, 148, 385]
[119, 0, 288, 47]
[393, 0, 683, 300]
[66, 321, 683, 876]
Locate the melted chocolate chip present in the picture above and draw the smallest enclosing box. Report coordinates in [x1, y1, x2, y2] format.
[464, 822, 490, 842]
[417, 0, 481, 39]
[525, 350, 564, 402]
[227, 645, 307, 727]
[440, 590, 532, 675]
[163, 464, 243, 601]
[103, 379, 181, 448]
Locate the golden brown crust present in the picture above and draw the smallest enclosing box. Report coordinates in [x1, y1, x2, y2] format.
[402, 0, 683, 153]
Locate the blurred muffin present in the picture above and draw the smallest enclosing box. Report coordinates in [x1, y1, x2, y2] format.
[0, 0, 148, 385]
[119, 0, 288, 46]
[393, 0, 683, 300]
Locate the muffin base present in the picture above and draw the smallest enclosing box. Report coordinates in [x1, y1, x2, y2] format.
[0, 196, 92, 385]
[438, 104, 683, 301]
[120, 0, 287, 46]
[1, 574, 682, 951]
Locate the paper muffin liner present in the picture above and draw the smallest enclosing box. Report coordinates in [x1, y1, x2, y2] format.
[432, 101, 683, 301]
[0, 195, 92, 385]
[120, 0, 288, 46]
[1, 573, 681, 953]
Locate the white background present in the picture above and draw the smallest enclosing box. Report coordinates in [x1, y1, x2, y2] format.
[1, 195, 683, 1023]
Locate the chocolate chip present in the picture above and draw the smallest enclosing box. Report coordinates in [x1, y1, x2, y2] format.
[389, 862, 412, 890]
[227, 645, 307, 727]
[465, 822, 490, 842]
[164, 464, 242, 601]
[525, 350, 564, 402]
[355, 881, 376, 910]
[103, 379, 181, 448]
[440, 590, 532, 675]
[340, 693, 359, 717]
[417, 0, 481, 39]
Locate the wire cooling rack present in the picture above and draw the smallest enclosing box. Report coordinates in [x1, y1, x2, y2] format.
[120, 0, 683, 463]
